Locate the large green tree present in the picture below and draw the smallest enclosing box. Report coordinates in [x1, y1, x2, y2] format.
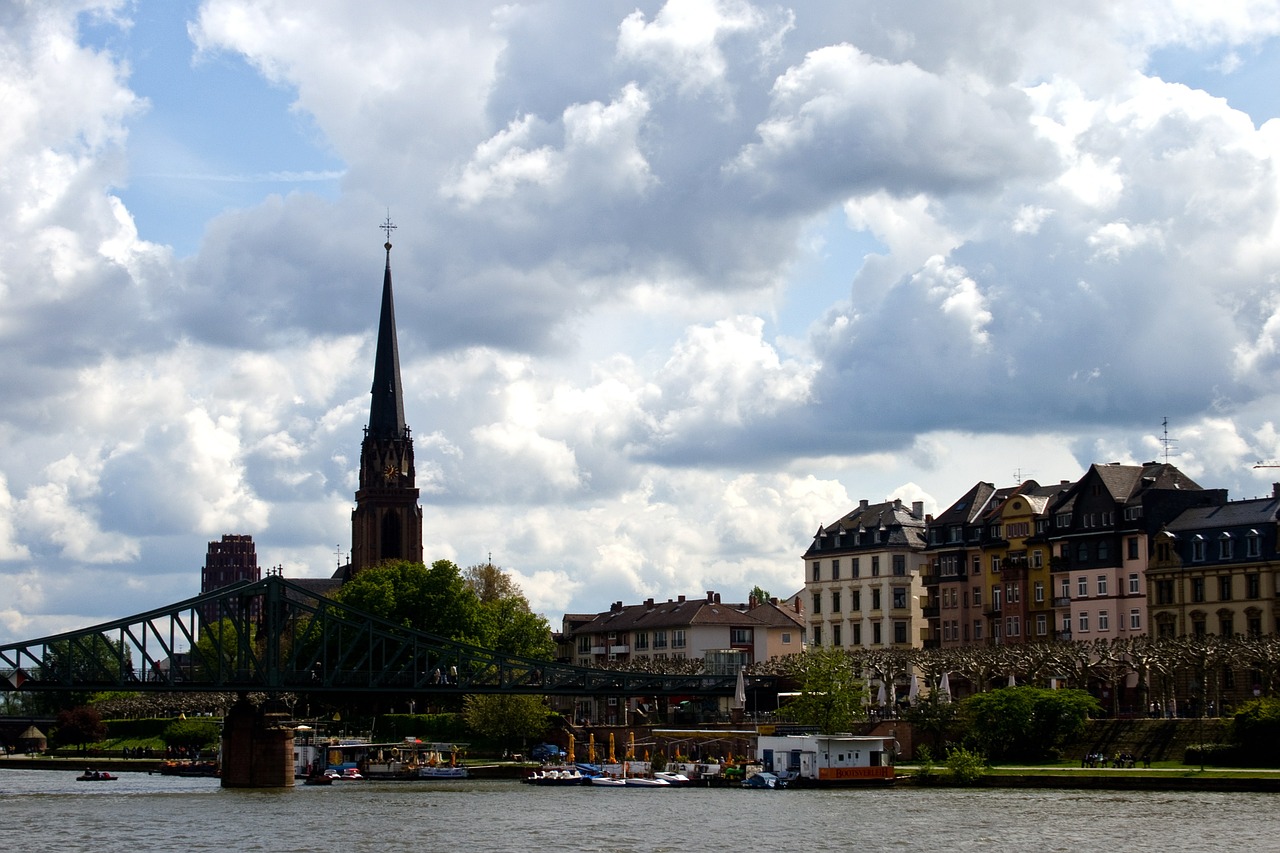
[52, 705, 107, 749]
[961, 686, 1099, 762]
[462, 693, 552, 751]
[338, 559, 553, 659]
[780, 647, 863, 733]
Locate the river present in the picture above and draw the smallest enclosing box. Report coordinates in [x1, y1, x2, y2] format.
[1, 769, 1276, 852]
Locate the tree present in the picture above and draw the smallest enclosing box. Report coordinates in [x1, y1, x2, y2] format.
[749, 585, 773, 605]
[37, 634, 133, 712]
[780, 647, 863, 733]
[337, 559, 482, 641]
[1230, 697, 1280, 765]
[191, 618, 259, 681]
[462, 694, 551, 751]
[162, 717, 221, 752]
[961, 686, 1099, 762]
[52, 705, 107, 749]
[464, 562, 522, 603]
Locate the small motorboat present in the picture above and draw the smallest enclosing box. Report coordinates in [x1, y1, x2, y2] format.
[76, 771, 116, 781]
[653, 771, 691, 786]
[742, 771, 783, 789]
[623, 776, 671, 787]
[589, 775, 627, 786]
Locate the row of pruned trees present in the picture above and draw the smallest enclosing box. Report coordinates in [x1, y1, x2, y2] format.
[750, 634, 1280, 718]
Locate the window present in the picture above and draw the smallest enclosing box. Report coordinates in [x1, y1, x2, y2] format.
[1128, 573, 1140, 595]
[578, 635, 592, 653]
[1077, 576, 1088, 597]
[974, 620, 984, 641]
[1192, 536, 1206, 562]
[1192, 617, 1206, 637]
[1130, 609, 1141, 630]
[872, 589, 882, 610]
[1098, 540, 1109, 561]
[1077, 542, 1089, 562]
[852, 590, 861, 610]
[781, 631, 792, 645]
[1032, 550, 1043, 568]
[894, 622, 907, 644]
[1220, 576, 1233, 601]
[1249, 615, 1263, 637]
[831, 559, 840, 580]
[893, 588, 908, 609]
[991, 524, 1003, 539]
[812, 592, 822, 614]
[1036, 614, 1047, 636]
[992, 620, 1002, 641]
[673, 629, 686, 648]
[1220, 614, 1234, 637]
[831, 590, 841, 613]
[972, 555, 981, 574]
[1007, 583, 1020, 603]
[992, 586, 1002, 612]
[1062, 614, 1072, 635]
[1247, 574, 1260, 599]
[1078, 611, 1090, 633]
[1128, 537, 1139, 560]
[1061, 578, 1070, 599]
[972, 586, 982, 606]
[1156, 580, 1174, 605]
[991, 555, 1001, 573]
[1098, 610, 1109, 631]
[1219, 533, 1233, 560]
[1247, 530, 1261, 558]
[852, 624, 862, 645]
[1192, 577, 1205, 603]
[1056, 512, 1071, 528]
[812, 561, 821, 581]
[811, 626, 821, 646]
[653, 630, 667, 649]
[852, 557, 860, 578]
[893, 554, 906, 576]
[948, 525, 962, 542]
[832, 624, 842, 646]
[873, 622, 882, 645]
[1097, 575, 1108, 596]
[635, 633, 649, 651]
[871, 556, 880, 576]
[1034, 580, 1045, 603]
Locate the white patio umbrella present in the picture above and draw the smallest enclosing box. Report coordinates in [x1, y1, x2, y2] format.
[938, 672, 952, 703]
[908, 674, 920, 704]
[1008, 672, 1017, 688]
[876, 681, 887, 707]
[732, 666, 747, 710]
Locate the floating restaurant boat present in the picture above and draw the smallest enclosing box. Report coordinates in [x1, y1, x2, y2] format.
[754, 734, 896, 786]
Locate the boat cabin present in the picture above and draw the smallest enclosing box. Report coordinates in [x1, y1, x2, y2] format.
[755, 734, 895, 784]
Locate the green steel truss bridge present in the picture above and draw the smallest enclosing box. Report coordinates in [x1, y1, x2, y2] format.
[0, 575, 763, 698]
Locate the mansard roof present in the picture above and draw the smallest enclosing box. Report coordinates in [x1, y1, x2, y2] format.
[1162, 494, 1280, 533]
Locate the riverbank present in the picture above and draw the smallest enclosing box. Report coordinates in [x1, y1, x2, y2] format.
[897, 763, 1280, 792]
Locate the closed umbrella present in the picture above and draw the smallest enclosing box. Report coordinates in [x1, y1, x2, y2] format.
[908, 674, 920, 704]
[733, 666, 747, 710]
[938, 672, 952, 703]
[608, 732, 616, 764]
[567, 734, 575, 764]
[1008, 672, 1017, 688]
[589, 733, 596, 764]
[628, 732, 635, 760]
[876, 681, 887, 707]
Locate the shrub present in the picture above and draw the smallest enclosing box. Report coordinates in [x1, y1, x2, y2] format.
[945, 745, 987, 786]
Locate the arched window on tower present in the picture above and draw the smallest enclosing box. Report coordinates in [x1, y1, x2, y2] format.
[381, 512, 403, 561]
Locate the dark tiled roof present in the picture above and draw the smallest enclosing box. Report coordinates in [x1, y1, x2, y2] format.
[1164, 497, 1280, 532]
[570, 595, 798, 635]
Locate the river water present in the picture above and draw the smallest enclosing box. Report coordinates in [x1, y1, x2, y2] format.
[1, 769, 1277, 852]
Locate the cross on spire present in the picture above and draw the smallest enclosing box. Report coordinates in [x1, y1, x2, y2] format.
[380, 212, 397, 244]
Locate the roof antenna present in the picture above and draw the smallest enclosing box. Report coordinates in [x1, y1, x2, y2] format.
[1160, 417, 1178, 463]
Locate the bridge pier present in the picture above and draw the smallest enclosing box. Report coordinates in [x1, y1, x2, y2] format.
[220, 695, 295, 788]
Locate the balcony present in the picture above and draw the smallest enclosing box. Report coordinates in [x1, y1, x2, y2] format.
[609, 644, 630, 655]
[590, 646, 607, 655]
[922, 603, 940, 618]
[1052, 597, 1072, 608]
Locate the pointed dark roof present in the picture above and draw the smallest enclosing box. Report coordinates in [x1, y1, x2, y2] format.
[368, 241, 407, 439]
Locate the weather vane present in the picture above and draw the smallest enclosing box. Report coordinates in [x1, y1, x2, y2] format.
[380, 211, 397, 243]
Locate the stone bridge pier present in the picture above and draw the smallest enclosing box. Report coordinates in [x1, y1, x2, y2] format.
[220, 694, 295, 788]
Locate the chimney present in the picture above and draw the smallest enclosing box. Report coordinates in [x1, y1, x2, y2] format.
[859, 499, 869, 510]
[714, 592, 721, 604]
[769, 596, 779, 606]
[749, 593, 758, 608]
[610, 601, 622, 613]
[644, 598, 654, 608]
[677, 594, 686, 603]
[912, 500, 924, 519]
[706, 590, 715, 603]
[1273, 483, 1280, 498]
[794, 593, 803, 614]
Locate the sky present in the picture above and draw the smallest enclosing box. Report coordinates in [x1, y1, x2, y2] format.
[5, 0, 1280, 644]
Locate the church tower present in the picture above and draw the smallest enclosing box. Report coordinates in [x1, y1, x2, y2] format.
[349, 226, 423, 575]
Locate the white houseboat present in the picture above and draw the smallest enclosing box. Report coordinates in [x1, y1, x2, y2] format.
[754, 734, 895, 785]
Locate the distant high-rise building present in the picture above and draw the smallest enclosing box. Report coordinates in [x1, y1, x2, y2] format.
[200, 534, 260, 626]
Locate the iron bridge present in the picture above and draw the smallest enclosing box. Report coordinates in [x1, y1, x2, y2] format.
[0, 575, 768, 698]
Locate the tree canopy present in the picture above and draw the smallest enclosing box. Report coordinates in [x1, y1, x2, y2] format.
[780, 647, 864, 733]
[961, 686, 1099, 762]
[337, 559, 554, 660]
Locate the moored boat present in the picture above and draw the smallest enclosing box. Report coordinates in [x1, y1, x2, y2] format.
[76, 770, 117, 781]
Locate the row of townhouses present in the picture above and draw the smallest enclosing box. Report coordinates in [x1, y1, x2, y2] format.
[804, 461, 1280, 653]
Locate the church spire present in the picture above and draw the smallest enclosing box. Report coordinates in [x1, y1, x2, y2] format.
[368, 219, 406, 440]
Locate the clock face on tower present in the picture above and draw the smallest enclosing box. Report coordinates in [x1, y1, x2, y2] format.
[383, 464, 398, 482]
